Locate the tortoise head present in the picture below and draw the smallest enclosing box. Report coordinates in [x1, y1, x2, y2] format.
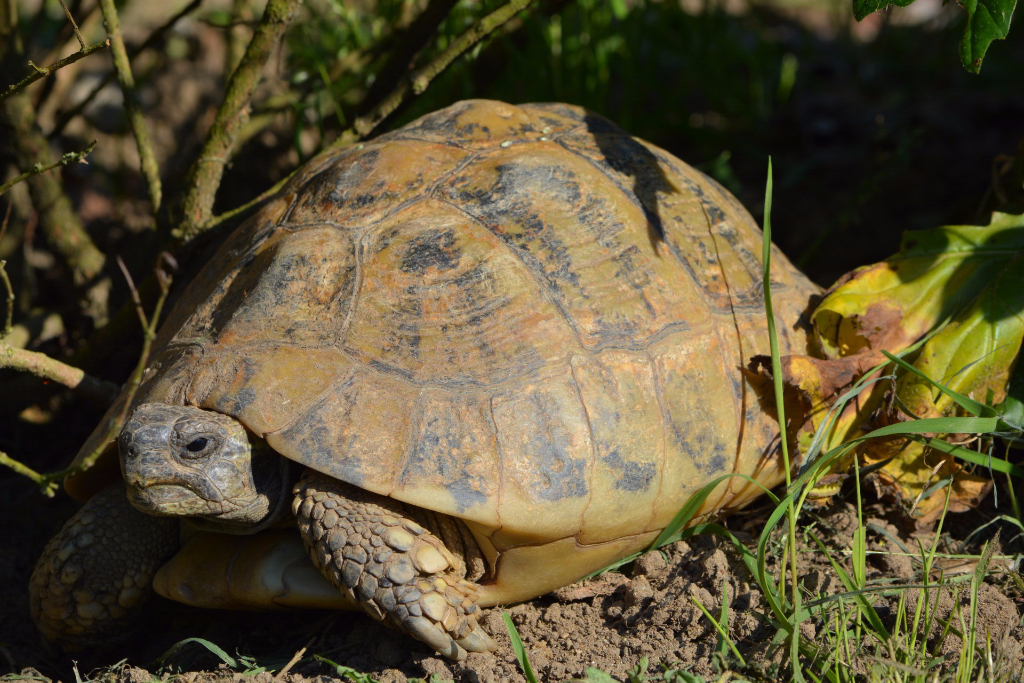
[119, 404, 289, 532]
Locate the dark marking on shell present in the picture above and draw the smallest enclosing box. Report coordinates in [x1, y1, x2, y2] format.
[400, 228, 460, 275]
[602, 447, 656, 493]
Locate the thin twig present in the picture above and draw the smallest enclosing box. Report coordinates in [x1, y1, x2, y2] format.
[0, 91, 105, 283]
[334, 0, 534, 147]
[0, 140, 96, 196]
[0, 39, 108, 102]
[116, 256, 149, 330]
[50, 0, 203, 137]
[273, 639, 313, 682]
[71, 253, 175, 479]
[0, 342, 119, 405]
[0, 202, 9, 336]
[57, 0, 85, 49]
[174, 0, 301, 244]
[358, 0, 459, 117]
[0, 261, 13, 337]
[197, 165, 300, 235]
[97, 0, 162, 213]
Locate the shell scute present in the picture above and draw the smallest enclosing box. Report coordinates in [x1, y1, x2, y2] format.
[569, 352, 664, 544]
[189, 345, 354, 437]
[343, 199, 577, 386]
[438, 143, 714, 351]
[490, 369, 593, 549]
[267, 369, 416, 496]
[391, 390, 501, 527]
[383, 100, 542, 149]
[287, 140, 467, 229]
[647, 329, 749, 531]
[202, 225, 356, 347]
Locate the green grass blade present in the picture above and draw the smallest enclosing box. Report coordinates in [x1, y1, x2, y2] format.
[156, 637, 240, 670]
[648, 472, 780, 551]
[691, 589, 747, 667]
[807, 531, 889, 639]
[503, 612, 541, 683]
[881, 350, 996, 419]
[926, 437, 1024, 479]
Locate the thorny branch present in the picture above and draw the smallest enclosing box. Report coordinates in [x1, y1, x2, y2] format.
[0, 140, 96, 196]
[50, 0, 203, 137]
[0, 38, 108, 102]
[175, 0, 302, 244]
[98, 0, 162, 213]
[0, 255, 175, 497]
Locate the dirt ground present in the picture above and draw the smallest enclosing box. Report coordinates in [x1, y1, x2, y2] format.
[3, 480, 1022, 683]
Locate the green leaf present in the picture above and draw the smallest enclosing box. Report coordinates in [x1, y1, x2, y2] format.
[815, 212, 1024, 360]
[960, 0, 1017, 73]
[583, 669, 620, 683]
[852, 0, 915, 22]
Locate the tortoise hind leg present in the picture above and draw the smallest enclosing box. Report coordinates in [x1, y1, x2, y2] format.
[30, 482, 180, 649]
[293, 471, 496, 661]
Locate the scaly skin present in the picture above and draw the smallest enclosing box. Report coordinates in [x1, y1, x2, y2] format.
[29, 483, 180, 649]
[293, 471, 496, 661]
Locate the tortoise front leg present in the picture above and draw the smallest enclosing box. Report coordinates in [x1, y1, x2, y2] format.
[30, 483, 180, 649]
[293, 471, 497, 661]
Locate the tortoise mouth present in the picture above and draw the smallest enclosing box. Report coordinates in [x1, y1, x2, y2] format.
[127, 482, 222, 517]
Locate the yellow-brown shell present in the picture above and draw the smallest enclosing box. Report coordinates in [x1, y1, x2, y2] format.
[72, 100, 818, 581]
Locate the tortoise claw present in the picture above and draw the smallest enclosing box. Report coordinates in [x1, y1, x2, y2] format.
[456, 623, 498, 653]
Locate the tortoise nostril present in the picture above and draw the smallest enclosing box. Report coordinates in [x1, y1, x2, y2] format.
[127, 444, 140, 459]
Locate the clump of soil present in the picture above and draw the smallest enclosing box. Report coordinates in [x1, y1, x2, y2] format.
[3, 489, 1021, 683]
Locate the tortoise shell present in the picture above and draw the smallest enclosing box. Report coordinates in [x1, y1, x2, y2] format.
[72, 100, 818, 599]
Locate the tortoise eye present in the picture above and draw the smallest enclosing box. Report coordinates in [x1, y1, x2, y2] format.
[179, 434, 219, 458]
[186, 437, 208, 453]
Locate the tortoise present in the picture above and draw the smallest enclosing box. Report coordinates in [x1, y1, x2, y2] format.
[30, 99, 819, 661]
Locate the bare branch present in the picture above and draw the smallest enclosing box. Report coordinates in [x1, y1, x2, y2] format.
[0, 38, 108, 102]
[174, 0, 302, 244]
[0, 341, 119, 405]
[0, 451, 51, 495]
[97, 0, 162, 214]
[0, 140, 96, 196]
[50, 0, 203, 137]
[336, 0, 534, 147]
